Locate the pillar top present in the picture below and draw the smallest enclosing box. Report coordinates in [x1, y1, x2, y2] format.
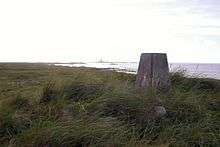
[141, 53, 167, 55]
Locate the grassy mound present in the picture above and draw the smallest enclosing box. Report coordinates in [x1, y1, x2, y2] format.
[0, 64, 219, 147]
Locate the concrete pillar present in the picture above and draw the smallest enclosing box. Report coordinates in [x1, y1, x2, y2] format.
[136, 53, 171, 92]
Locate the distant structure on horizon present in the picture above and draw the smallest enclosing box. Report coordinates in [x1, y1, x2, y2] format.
[98, 58, 105, 63]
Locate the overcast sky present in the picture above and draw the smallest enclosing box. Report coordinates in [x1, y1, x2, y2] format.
[0, 0, 220, 63]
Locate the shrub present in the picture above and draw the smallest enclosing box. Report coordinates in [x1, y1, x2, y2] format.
[170, 70, 220, 92]
[40, 81, 60, 103]
[0, 96, 31, 143]
[63, 83, 105, 102]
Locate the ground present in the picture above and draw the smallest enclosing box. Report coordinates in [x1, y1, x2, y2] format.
[0, 63, 219, 147]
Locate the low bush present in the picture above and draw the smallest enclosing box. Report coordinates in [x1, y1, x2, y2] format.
[40, 81, 60, 103]
[63, 83, 105, 102]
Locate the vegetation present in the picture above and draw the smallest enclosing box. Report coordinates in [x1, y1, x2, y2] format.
[0, 63, 219, 147]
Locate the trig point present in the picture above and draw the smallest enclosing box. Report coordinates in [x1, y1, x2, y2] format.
[136, 53, 171, 92]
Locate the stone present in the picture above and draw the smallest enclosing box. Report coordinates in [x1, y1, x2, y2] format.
[136, 53, 171, 92]
[154, 106, 167, 117]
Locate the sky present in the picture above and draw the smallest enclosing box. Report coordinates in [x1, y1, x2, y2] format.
[0, 0, 220, 63]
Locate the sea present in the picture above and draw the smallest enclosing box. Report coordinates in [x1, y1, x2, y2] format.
[54, 62, 220, 79]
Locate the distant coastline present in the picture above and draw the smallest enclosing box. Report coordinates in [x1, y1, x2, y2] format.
[54, 62, 220, 79]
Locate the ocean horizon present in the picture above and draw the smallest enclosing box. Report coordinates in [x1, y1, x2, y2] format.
[54, 62, 220, 79]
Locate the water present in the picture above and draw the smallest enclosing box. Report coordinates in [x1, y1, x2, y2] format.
[54, 62, 220, 79]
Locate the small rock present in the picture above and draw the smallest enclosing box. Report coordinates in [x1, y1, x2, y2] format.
[208, 101, 220, 111]
[154, 106, 166, 117]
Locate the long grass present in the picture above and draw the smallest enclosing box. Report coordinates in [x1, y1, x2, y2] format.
[0, 63, 219, 147]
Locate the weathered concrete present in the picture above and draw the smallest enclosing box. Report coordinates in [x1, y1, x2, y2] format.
[136, 53, 171, 92]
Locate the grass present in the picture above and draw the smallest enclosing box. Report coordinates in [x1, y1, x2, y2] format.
[0, 63, 219, 147]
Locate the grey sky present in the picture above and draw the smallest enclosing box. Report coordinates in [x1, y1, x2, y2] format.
[0, 0, 219, 63]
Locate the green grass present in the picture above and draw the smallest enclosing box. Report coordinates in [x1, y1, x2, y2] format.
[0, 63, 219, 147]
